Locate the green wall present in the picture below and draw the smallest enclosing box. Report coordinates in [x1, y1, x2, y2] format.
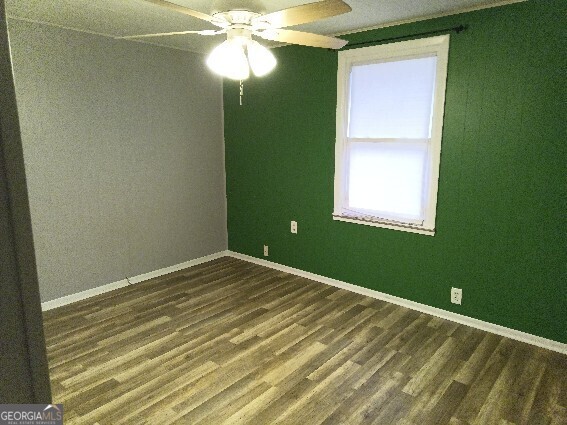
[224, 0, 566, 343]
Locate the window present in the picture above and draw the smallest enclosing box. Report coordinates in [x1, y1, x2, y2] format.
[333, 35, 450, 235]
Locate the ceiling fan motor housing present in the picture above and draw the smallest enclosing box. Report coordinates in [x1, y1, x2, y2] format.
[210, 0, 266, 15]
[213, 10, 261, 26]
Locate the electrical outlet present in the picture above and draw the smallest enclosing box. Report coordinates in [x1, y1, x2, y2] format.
[263, 245, 269, 256]
[451, 287, 462, 305]
[291, 221, 297, 234]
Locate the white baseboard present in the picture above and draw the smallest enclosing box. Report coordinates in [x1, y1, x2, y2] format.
[128, 250, 229, 284]
[41, 279, 130, 311]
[227, 251, 567, 355]
[41, 250, 229, 311]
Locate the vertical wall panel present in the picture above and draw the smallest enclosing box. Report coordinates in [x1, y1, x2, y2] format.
[224, 1, 566, 343]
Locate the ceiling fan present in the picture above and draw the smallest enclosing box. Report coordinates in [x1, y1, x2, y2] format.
[120, 0, 352, 80]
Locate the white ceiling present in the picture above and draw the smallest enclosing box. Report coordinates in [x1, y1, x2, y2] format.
[6, 0, 523, 53]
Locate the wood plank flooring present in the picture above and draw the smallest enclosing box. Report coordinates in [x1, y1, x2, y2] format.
[43, 257, 567, 424]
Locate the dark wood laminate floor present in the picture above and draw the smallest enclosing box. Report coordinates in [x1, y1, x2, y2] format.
[43, 257, 567, 424]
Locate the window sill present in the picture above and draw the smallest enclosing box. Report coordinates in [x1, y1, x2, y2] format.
[332, 214, 435, 236]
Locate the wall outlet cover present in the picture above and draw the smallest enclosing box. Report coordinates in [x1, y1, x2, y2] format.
[451, 287, 462, 305]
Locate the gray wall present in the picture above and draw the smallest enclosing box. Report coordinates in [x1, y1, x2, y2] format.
[8, 19, 227, 302]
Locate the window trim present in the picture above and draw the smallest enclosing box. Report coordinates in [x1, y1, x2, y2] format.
[333, 35, 450, 236]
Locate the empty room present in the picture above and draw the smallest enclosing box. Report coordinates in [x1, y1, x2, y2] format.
[0, 0, 565, 424]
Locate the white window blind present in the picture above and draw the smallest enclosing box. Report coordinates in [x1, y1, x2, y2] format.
[347, 141, 428, 222]
[348, 57, 437, 139]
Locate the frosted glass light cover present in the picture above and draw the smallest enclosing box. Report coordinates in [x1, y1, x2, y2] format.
[247, 40, 276, 77]
[348, 56, 437, 139]
[347, 142, 428, 220]
[206, 39, 250, 80]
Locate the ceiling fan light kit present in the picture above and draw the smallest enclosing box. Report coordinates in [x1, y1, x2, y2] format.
[127, 0, 352, 80]
[206, 26, 277, 80]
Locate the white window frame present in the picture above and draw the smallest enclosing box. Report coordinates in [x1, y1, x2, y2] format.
[333, 35, 450, 236]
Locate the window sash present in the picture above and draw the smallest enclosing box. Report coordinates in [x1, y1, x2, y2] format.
[347, 55, 438, 140]
[346, 137, 430, 144]
[341, 138, 431, 224]
[334, 210, 426, 229]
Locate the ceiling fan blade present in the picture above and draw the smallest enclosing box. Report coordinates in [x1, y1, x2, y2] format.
[118, 29, 223, 40]
[252, 0, 351, 29]
[143, 0, 227, 27]
[257, 28, 348, 49]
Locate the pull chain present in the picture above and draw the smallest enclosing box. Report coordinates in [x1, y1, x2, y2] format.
[239, 79, 244, 106]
